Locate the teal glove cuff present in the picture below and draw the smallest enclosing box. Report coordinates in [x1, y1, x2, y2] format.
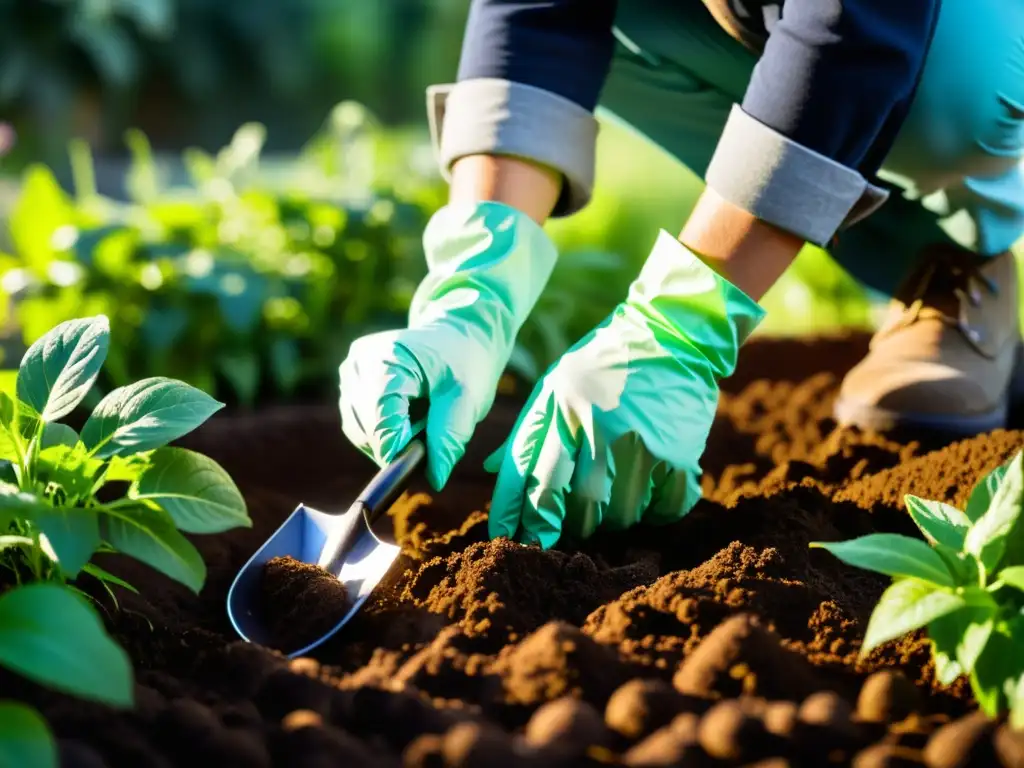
[626, 230, 766, 379]
[413, 201, 558, 351]
[340, 200, 558, 492]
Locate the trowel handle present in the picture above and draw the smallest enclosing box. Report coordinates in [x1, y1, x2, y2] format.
[358, 439, 426, 523]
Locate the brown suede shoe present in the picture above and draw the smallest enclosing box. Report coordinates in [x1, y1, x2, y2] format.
[834, 245, 1024, 437]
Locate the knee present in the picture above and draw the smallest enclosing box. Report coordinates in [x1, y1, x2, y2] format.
[886, 3, 1024, 192]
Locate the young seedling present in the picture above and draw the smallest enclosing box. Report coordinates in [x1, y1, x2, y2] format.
[0, 314, 251, 767]
[810, 449, 1024, 726]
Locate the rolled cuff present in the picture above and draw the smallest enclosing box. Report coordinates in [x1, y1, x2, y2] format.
[426, 78, 598, 217]
[705, 105, 891, 246]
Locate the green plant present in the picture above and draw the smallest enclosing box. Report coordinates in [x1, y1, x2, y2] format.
[1, 109, 442, 407]
[810, 450, 1024, 725]
[0, 313, 250, 765]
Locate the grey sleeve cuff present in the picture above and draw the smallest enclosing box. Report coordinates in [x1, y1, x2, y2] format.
[426, 78, 599, 217]
[704, 104, 890, 246]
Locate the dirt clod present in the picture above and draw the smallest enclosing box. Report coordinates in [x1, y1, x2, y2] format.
[698, 698, 777, 762]
[995, 725, 1024, 768]
[621, 713, 706, 767]
[261, 556, 351, 653]
[605, 678, 698, 741]
[11, 336, 1022, 767]
[858, 671, 923, 724]
[673, 613, 820, 701]
[524, 697, 610, 751]
[923, 711, 997, 768]
[853, 744, 926, 768]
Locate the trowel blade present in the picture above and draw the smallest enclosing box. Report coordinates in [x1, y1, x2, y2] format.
[226, 503, 401, 657]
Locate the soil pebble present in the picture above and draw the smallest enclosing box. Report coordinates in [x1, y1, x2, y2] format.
[923, 711, 997, 768]
[261, 556, 352, 654]
[621, 713, 705, 767]
[698, 698, 779, 762]
[524, 697, 611, 752]
[995, 724, 1024, 768]
[11, 336, 1024, 768]
[858, 671, 923, 724]
[605, 679, 700, 741]
[673, 614, 820, 700]
[853, 744, 927, 767]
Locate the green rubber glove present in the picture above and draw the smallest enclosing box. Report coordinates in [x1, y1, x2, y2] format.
[339, 201, 557, 490]
[484, 230, 765, 548]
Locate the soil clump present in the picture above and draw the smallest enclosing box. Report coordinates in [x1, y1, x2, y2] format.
[7, 333, 1023, 766]
[260, 556, 352, 653]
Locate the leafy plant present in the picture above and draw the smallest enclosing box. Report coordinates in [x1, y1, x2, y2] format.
[810, 450, 1024, 725]
[0, 104, 638, 406]
[0, 313, 250, 765]
[1, 109, 442, 407]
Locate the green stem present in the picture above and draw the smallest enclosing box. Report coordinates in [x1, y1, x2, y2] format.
[102, 497, 137, 511]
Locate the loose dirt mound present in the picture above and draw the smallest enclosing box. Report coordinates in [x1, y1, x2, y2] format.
[10, 334, 1024, 768]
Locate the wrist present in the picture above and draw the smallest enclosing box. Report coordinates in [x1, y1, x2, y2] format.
[413, 201, 558, 344]
[450, 154, 561, 225]
[677, 187, 804, 302]
[627, 230, 765, 379]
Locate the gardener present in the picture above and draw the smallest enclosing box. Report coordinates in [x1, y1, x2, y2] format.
[339, 0, 1024, 549]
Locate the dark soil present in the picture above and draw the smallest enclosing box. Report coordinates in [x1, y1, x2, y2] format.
[8, 332, 1024, 768]
[260, 556, 352, 654]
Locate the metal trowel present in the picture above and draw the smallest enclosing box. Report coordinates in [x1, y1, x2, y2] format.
[226, 439, 425, 658]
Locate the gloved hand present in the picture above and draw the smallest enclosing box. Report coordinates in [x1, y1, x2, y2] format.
[485, 231, 765, 548]
[339, 201, 557, 490]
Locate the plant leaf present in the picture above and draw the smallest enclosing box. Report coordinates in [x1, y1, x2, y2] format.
[81, 563, 138, 594]
[80, 377, 223, 459]
[9, 165, 75, 276]
[0, 484, 49, 529]
[99, 504, 206, 592]
[130, 447, 249, 534]
[33, 506, 100, 579]
[0, 583, 133, 706]
[0, 391, 40, 445]
[929, 611, 966, 685]
[969, 617, 1024, 717]
[810, 534, 955, 587]
[0, 393, 18, 461]
[269, 336, 301, 394]
[964, 452, 1024, 572]
[997, 565, 1024, 592]
[904, 495, 970, 550]
[217, 351, 259, 407]
[0, 426, 15, 464]
[861, 579, 965, 656]
[966, 461, 1011, 523]
[1011, 672, 1024, 730]
[39, 423, 78, 450]
[36, 444, 103, 500]
[0, 471, 99, 577]
[16, 316, 110, 422]
[0, 535, 33, 551]
[102, 453, 152, 484]
[0, 701, 57, 768]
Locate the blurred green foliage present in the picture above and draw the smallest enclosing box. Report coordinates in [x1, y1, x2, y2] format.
[0, 105, 891, 408]
[0, 103, 633, 406]
[0, 0, 470, 163]
[0, 104, 445, 406]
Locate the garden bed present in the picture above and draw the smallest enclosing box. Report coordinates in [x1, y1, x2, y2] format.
[10, 333, 1024, 768]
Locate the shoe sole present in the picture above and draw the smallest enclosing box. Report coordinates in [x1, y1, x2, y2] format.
[833, 343, 1024, 438]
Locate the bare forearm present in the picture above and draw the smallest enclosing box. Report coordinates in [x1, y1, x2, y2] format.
[678, 187, 805, 302]
[449, 155, 562, 225]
